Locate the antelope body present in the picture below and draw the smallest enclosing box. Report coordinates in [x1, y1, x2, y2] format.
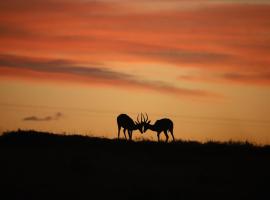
[141, 114, 175, 142]
[117, 114, 143, 140]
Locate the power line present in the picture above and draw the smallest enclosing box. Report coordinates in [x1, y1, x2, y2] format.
[1, 102, 270, 124]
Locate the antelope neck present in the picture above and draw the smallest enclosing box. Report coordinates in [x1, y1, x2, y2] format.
[147, 124, 156, 131]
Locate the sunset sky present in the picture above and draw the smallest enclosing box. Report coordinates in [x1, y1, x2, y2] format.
[0, 0, 270, 143]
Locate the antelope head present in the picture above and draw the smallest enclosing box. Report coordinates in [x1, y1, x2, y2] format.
[141, 113, 151, 133]
[134, 114, 144, 133]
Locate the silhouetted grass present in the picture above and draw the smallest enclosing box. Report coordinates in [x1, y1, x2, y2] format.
[0, 130, 270, 200]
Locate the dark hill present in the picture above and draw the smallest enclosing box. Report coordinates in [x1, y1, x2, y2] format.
[0, 130, 270, 200]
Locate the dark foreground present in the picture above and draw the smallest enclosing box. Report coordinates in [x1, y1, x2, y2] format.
[0, 130, 270, 200]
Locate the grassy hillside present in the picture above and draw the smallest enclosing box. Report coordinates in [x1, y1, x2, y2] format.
[0, 130, 270, 200]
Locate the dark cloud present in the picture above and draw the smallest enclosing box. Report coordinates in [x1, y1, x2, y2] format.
[0, 0, 82, 13]
[0, 25, 35, 38]
[134, 49, 232, 64]
[218, 72, 270, 85]
[0, 54, 132, 81]
[23, 112, 63, 122]
[0, 54, 215, 97]
[178, 71, 270, 86]
[221, 72, 270, 81]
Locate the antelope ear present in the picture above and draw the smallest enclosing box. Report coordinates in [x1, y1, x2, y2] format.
[148, 120, 151, 124]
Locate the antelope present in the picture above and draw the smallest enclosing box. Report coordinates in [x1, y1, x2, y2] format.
[141, 113, 175, 142]
[117, 114, 144, 140]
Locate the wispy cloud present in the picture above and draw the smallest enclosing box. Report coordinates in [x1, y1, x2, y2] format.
[23, 112, 63, 122]
[0, 54, 215, 97]
[0, 54, 132, 81]
[179, 72, 270, 86]
[220, 72, 270, 85]
[0, 0, 269, 88]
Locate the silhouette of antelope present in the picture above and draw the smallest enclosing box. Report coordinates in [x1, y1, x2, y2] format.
[141, 113, 175, 142]
[117, 114, 143, 140]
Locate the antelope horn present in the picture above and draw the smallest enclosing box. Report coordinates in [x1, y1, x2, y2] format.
[137, 114, 140, 123]
[141, 112, 143, 123]
[142, 114, 145, 122]
[143, 113, 147, 122]
[145, 113, 149, 122]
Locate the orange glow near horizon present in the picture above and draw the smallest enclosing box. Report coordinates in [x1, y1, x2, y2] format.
[0, 0, 270, 144]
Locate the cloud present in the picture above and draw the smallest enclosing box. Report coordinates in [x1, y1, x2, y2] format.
[0, 25, 35, 38]
[0, 54, 215, 97]
[23, 112, 63, 122]
[0, 54, 132, 81]
[0, 1, 269, 88]
[220, 72, 270, 85]
[179, 72, 270, 86]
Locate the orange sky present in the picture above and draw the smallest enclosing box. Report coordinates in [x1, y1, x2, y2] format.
[0, 0, 270, 143]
